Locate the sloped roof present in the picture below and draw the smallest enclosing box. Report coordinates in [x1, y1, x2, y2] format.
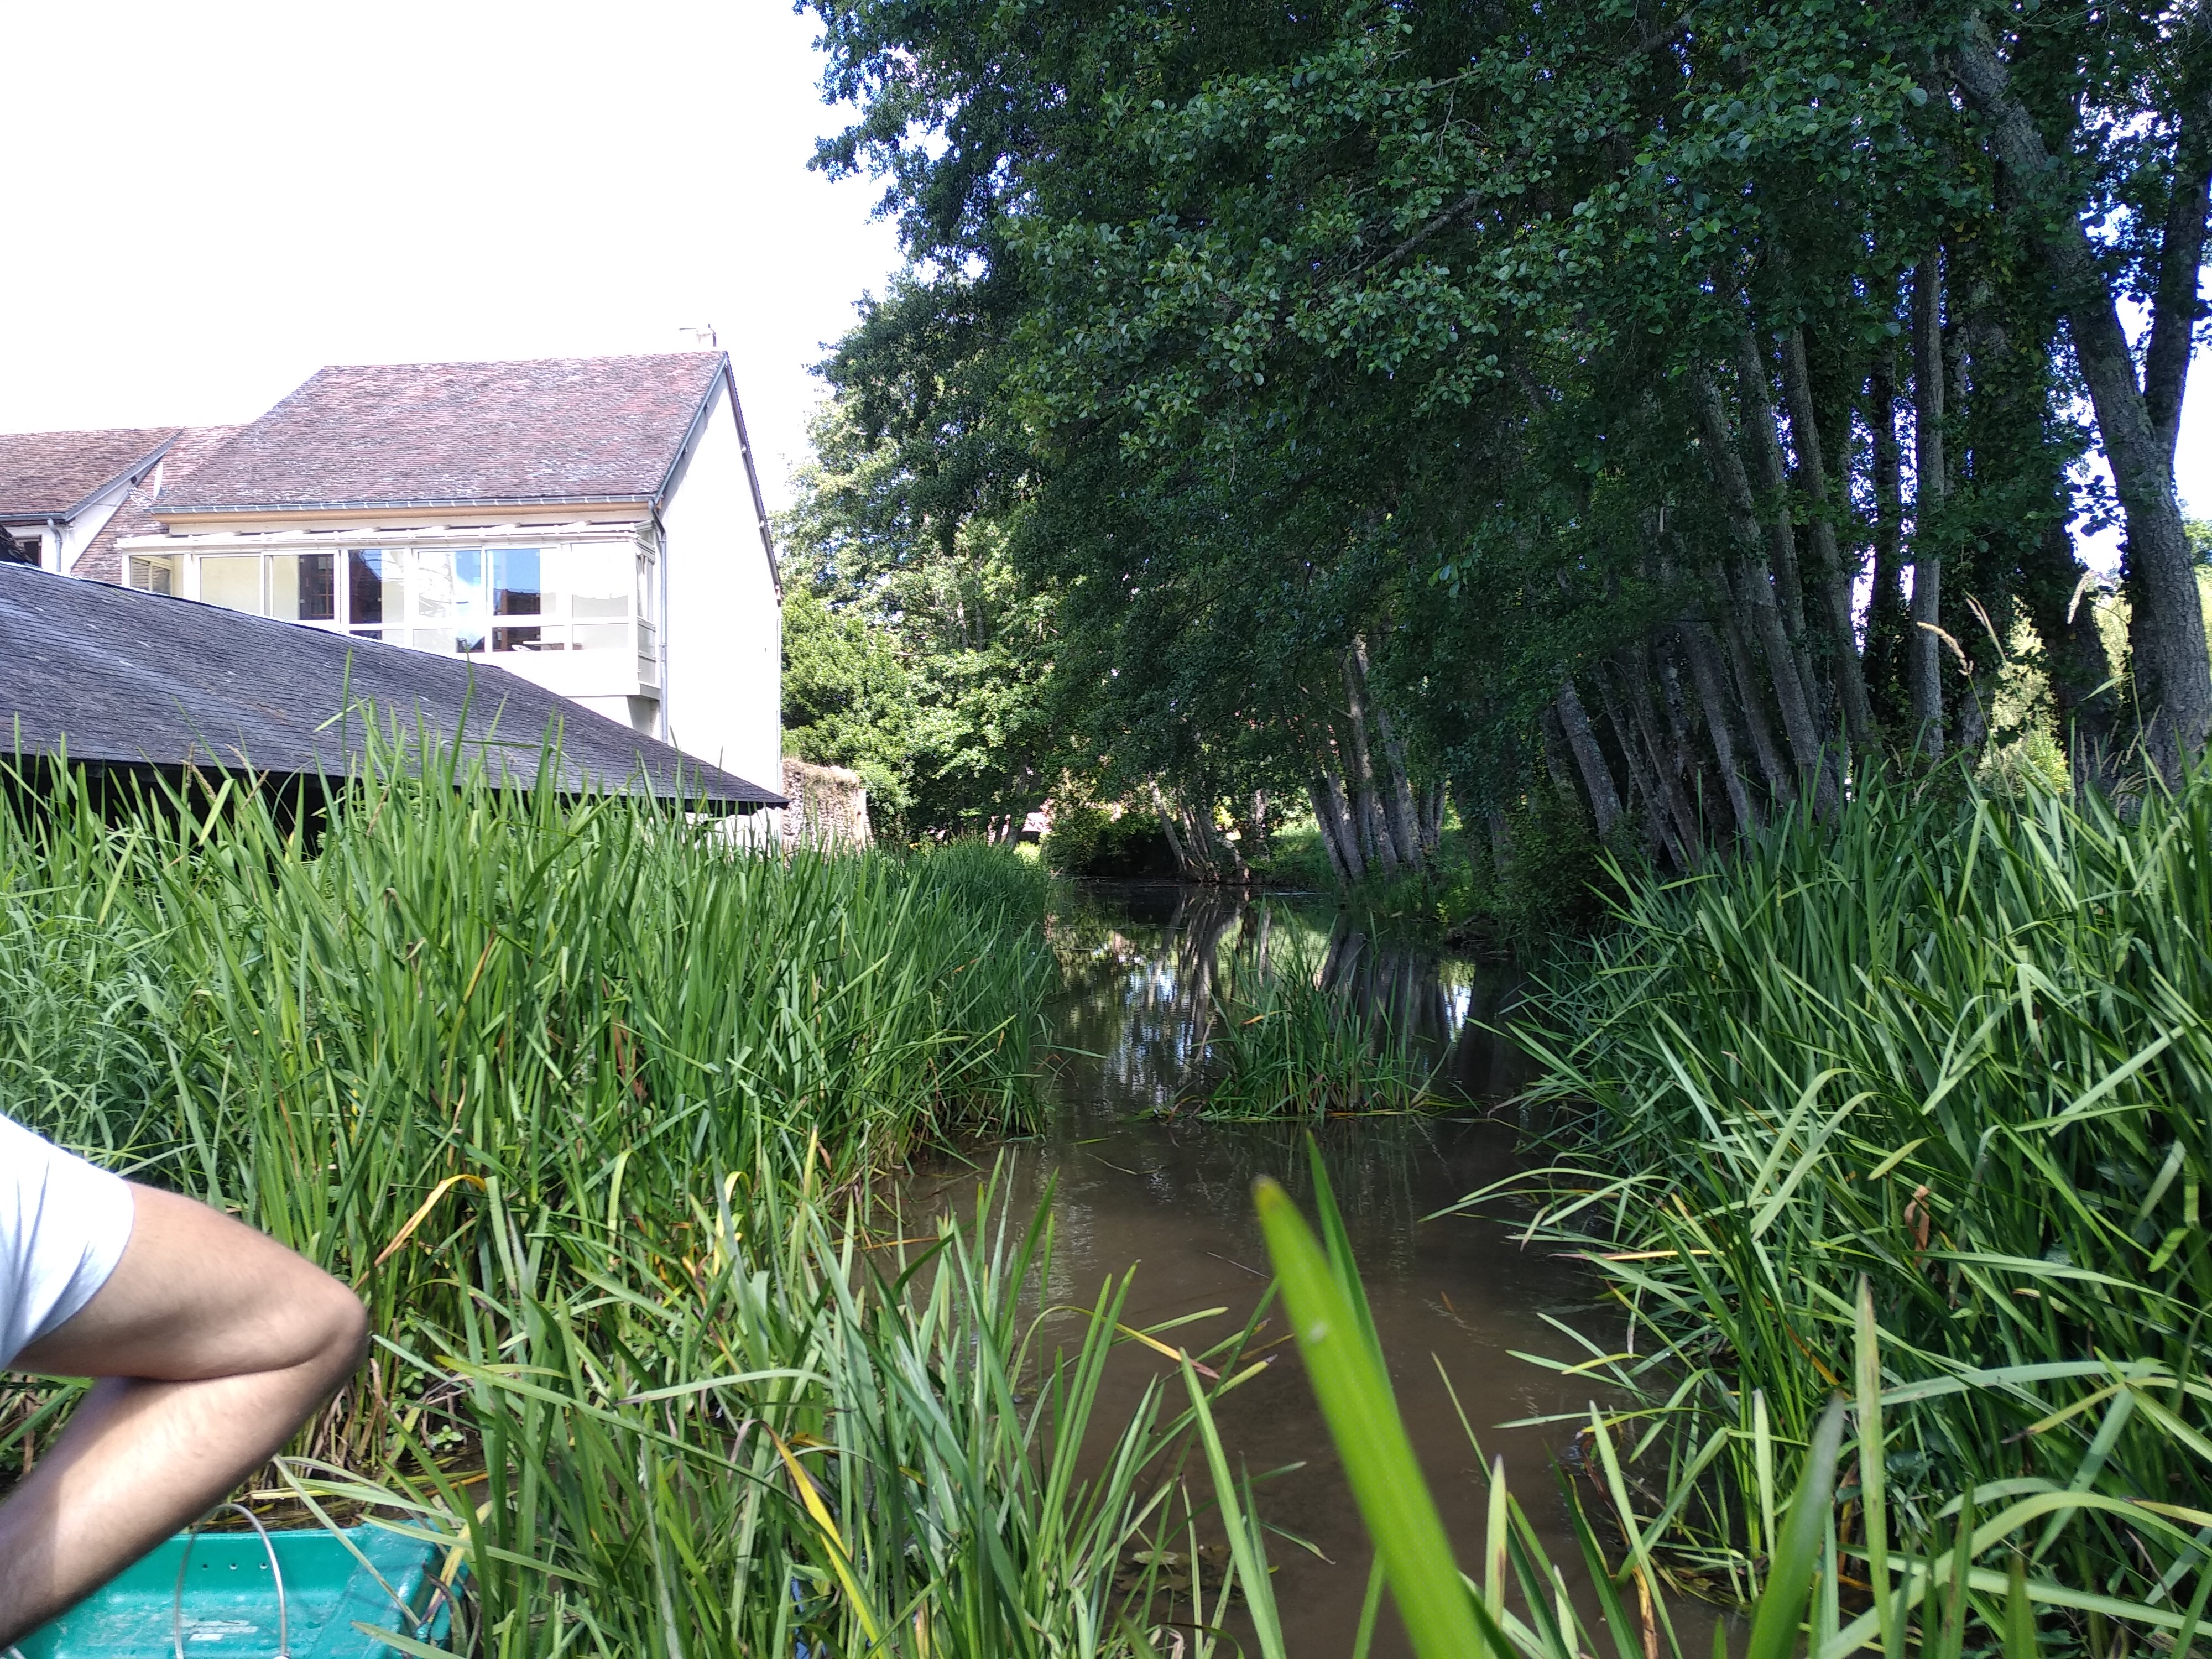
[0, 562, 782, 809]
[70, 426, 242, 583]
[0, 428, 179, 519]
[162, 354, 728, 513]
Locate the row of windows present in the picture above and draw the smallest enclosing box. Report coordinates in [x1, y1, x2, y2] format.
[128, 545, 654, 656]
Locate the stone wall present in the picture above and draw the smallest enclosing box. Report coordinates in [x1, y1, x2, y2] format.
[781, 757, 872, 848]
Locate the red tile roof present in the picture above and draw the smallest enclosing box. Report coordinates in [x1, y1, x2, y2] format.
[0, 428, 180, 519]
[70, 426, 243, 583]
[163, 354, 728, 513]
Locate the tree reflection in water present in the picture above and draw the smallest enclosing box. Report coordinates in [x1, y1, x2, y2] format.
[1046, 884, 1532, 1118]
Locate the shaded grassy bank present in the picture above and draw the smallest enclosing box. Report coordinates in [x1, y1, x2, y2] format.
[1469, 771, 2212, 1640]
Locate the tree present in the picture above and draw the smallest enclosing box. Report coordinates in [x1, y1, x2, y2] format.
[800, 0, 2211, 870]
[780, 575, 914, 818]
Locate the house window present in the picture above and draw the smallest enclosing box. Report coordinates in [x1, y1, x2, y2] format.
[443, 547, 545, 653]
[127, 556, 176, 596]
[347, 549, 399, 639]
[196, 552, 335, 619]
[271, 553, 336, 622]
[185, 544, 645, 655]
[200, 555, 264, 614]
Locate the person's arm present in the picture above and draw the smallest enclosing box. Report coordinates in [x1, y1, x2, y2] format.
[0, 1184, 367, 1647]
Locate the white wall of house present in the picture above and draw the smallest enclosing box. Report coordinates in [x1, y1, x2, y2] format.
[659, 377, 781, 791]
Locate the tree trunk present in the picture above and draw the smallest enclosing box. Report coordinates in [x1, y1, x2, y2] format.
[1307, 779, 1353, 883]
[1319, 767, 1365, 884]
[1609, 655, 1701, 865]
[1538, 708, 1585, 813]
[1679, 605, 1756, 835]
[1352, 639, 1425, 872]
[1339, 651, 1402, 877]
[1733, 327, 1815, 664]
[1862, 353, 1911, 737]
[1150, 780, 1194, 878]
[1709, 566, 1796, 806]
[1953, 18, 2212, 777]
[1693, 367, 1835, 810]
[1781, 323, 1879, 755]
[2020, 523, 2122, 789]
[1909, 253, 1948, 759]
[1554, 680, 1623, 837]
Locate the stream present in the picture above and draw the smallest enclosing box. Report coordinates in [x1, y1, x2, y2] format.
[915, 883, 1620, 1656]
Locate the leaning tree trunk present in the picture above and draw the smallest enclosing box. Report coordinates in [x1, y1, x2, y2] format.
[1693, 366, 1835, 812]
[1352, 640, 1426, 872]
[1954, 18, 2212, 779]
[1538, 708, 1587, 815]
[1554, 679, 1623, 838]
[1678, 602, 1757, 834]
[1608, 654, 1701, 866]
[1733, 328, 1818, 691]
[1318, 765, 1366, 885]
[1150, 780, 1196, 878]
[1307, 779, 1354, 883]
[1781, 322, 1879, 755]
[1707, 565, 1797, 807]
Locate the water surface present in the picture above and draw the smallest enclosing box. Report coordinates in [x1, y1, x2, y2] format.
[918, 885, 1624, 1655]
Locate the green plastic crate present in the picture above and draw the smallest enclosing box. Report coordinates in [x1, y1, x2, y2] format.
[11, 1524, 455, 1659]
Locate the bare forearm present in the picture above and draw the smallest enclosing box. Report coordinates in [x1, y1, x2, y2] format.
[0, 1362, 352, 1644]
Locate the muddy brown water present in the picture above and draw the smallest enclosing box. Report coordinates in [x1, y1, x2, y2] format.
[910, 884, 1635, 1657]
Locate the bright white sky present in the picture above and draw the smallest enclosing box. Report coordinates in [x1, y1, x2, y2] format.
[0, 1, 2203, 536]
[0, 0, 902, 511]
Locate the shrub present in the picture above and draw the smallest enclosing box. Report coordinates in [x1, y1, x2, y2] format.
[1041, 801, 1177, 877]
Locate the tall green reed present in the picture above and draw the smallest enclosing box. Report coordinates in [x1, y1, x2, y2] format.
[1464, 770, 2212, 1627]
[0, 727, 1051, 1490]
[1203, 940, 1437, 1119]
[290, 1157, 1275, 1658]
[1203, 1156, 2210, 1659]
[2, 733, 1293, 1653]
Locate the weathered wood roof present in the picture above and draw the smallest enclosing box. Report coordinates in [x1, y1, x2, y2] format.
[0, 563, 784, 809]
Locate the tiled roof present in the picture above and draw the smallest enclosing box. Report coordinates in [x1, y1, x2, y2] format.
[0, 561, 784, 809]
[70, 426, 242, 584]
[163, 354, 728, 513]
[0, 427, 179, 519]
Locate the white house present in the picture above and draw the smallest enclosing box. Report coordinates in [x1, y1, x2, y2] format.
[7, 352, 782, 794]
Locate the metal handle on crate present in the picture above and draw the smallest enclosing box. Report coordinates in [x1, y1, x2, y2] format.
[173, 1503, 289, 1659]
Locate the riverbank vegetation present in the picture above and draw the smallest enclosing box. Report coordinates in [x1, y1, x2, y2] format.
[763, 7, 2212, 1633]
[1220, 1162, 2207, 1659]
[1467, 768, 2212, 1632]
[0, 749, 1307, 1653]
[1204, 940, 1438, 1119]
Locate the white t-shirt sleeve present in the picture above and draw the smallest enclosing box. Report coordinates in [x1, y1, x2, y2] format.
[0, 1113, 138, 1370]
